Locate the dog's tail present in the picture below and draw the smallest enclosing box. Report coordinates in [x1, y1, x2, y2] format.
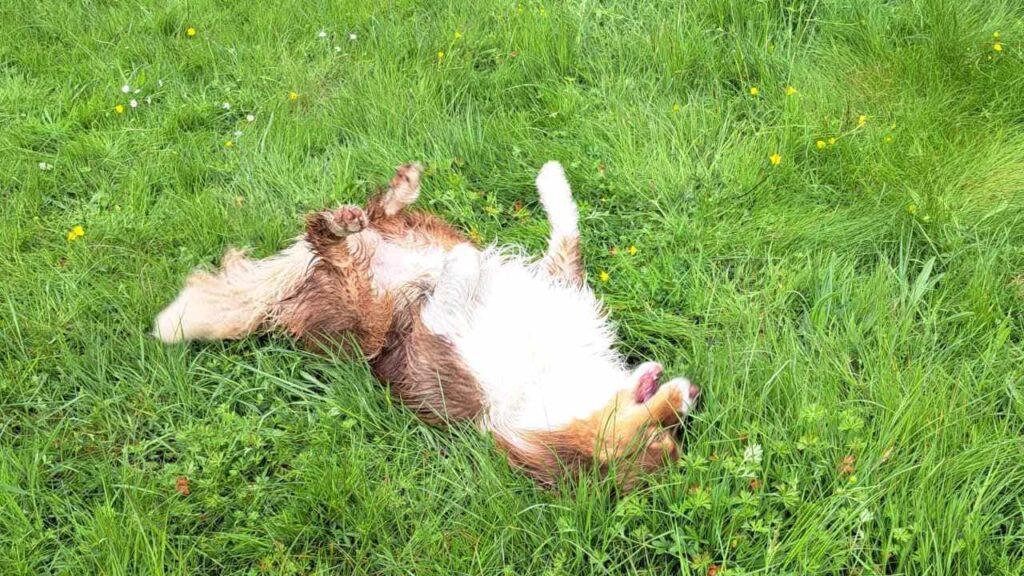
[152, 241, 313, 343]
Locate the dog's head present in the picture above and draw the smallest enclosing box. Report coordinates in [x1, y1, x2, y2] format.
[497, 362, 700, 489]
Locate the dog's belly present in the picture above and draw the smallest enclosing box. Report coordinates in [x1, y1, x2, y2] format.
[448, 256, 629, 433]
[368, 239, 447, 293]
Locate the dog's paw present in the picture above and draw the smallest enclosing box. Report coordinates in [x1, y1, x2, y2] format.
[390, 162, 422, 192]
[323, 205, 368, 237]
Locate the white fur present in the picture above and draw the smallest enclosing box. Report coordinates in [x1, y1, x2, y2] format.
[434, 249, 633, 435]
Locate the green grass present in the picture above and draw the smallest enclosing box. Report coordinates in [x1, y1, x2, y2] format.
[3, 0, 1024, 573]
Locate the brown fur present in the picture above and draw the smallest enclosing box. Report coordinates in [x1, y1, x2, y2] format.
[275, 209, 393, 357]
[277, 166, 481, 425]
[369, 292, 484, 426]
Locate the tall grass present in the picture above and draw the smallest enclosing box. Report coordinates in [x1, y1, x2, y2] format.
[2, 0, 1023, 573]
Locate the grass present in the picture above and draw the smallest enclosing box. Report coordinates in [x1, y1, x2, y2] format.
[2, 0, 1024, 573]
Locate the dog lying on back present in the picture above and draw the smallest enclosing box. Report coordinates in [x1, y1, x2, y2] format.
[153, 162, 700, 486]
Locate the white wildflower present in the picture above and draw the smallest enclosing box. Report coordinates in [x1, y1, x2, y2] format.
[742, 443, 763, 465]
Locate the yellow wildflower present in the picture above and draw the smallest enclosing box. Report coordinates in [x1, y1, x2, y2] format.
[858, 115, 868, 127]
[454, 31, 463, 40]
[993, 31, 1000, 39]
[186, 27, 197, 38]
[627, 245, 637, 256]
[66, 225, 85, 241]
[749, 86, 760, 96]
[437, 51, 445, 61]
[224, 140, 234, 148]
[114, 104, 124, 114]
[599, 271, 610, 283]
[672, 103, 681, 113]
[993, 42, 1003, 52]
[785, 85, 797, 96]
[816, 140, 826, 150]
[288, 91, 299, 102]
[828, 137, 837, 146]
[770, 153, 782, 166]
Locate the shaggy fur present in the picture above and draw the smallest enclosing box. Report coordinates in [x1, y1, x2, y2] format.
[153, 161, 699, 487]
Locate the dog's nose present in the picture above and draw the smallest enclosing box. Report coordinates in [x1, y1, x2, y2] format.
[688, 384, 701, 400]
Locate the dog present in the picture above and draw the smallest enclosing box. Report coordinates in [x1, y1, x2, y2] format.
[153, 161, 700, 487]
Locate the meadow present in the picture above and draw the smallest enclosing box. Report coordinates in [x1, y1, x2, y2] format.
[3, 0, 1024, 574]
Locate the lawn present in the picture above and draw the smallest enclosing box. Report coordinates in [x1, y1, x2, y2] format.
[3, 0, 1024, 574]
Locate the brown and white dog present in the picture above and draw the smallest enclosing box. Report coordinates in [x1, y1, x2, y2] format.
[153, 162, 700, 486]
